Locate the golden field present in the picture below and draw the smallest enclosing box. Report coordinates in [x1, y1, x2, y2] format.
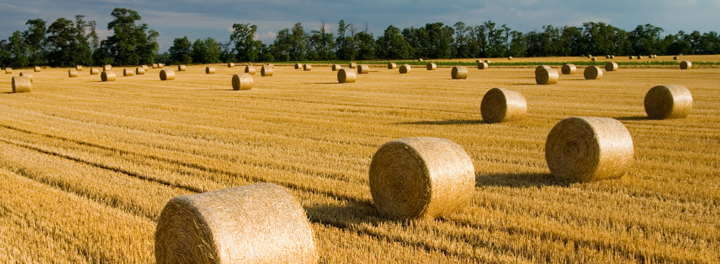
[0, 60, 718, 263]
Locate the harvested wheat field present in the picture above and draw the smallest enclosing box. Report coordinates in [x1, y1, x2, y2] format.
[0, 63, 719, 263]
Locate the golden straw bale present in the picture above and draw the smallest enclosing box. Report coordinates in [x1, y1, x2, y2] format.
[545, 117, 634, 182]
[673, 56, 679, 60]
[605, 62, 619, 72]
[123, 68, 135, 77]
[232, 73, 253, 90]
[331, 64, 341, 71]
[637, 55, 643, 59]
[178, 65, 186, 71]
[245, 65, 256, 75]
[155, 183, 318, 264]
[680, 61, 692, 69]
[535, 65, 552, 75]
[399, 64, 411, 74]
[34, 66, 41, 72]
[475, 59, 481, 63]
[477, 62, 488, 69]
[68, 69, 78, 78]
[142, 65, 149, 70]
[561, 64, 576, 74]
[103, 65, 111, 71]
[357, 64, 370, 74]
[418, 58, 423, 62]
[75, 65, 83, 71]
[294, 63, 301, 69]
[451, 66, 467, 79]
[535, 66, 559, 85]
[136, 67, 145, 75]
[90, 68, 99, 75]
[4, 68, 11, 74]
[644, 85, 693, 119]
[101, 71, 116, 82]
[261, 65, 273, 77]
[205, 67, 215, 74]
[11, 76, 31, 93]
[160, 69, 175, 81]
[508, 56, 513, 60]
[629, 56, 634, 60]
[349, 62, 357, 68]
[158, 63, 164, 68]
[227, 63, 235, 68]
[19, 72, 33, 82]
[387, 63, 396, 69]
[481, 88, 527, 123]
[584, 66, 603, 80]
[337, 68, 356, 83]
[153, 64, 159, 69]
[484, 59, 490, 64]
[591, 57, 597, 62]
[303, 64, 311, 71]
[369, 137, 475, 220]
[426, 63, 437, 70]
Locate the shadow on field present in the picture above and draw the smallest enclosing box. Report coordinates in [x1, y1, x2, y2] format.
[475, 172, 571, 188]
[304, 201, 396, 227]
[312, 82, 339, 85]
[399, 119, 486, 125]
[614, 115, 648, 121]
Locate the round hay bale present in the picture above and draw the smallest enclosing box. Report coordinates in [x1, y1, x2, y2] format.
[266, 64, 273, 68]
[605, 62, 619, 72]
[136, 67, 145, 75]
[11, 76, 31, 93]
[4, 68, 11, 74]
[103, 65, 111, 71]
[261, 65, 273, 77]
[357, 64, 370, 74]
[673, 56, 679, 60]
[680, 61, 692, 70]
[90, 68, 100, 75]
[123, 68, 135, 77]
[399, 64, 411, 74]
[451, 66, 467, 79]
[475, 59, 481, 63]
[679, 53, 683, 56]
[337, 68, 356, 83]
[158, 63, 164, 68]
[369, 137, 475, 219]
[76, 65, 83, 71]
[232, 73, 253, 90]
[545, 117, 634, 182]
[477, 62, 488, 70]
[155, 183, 318, 264]
[426, 63, 437, 70]
[101, 71, 116, 82]
[331, 64, 341, 71]
[33, 66, 41, 72]
[637, 55, 643, 59]
[484, 59, 490, 64]
[611, 55, 615, 59]
[160, 69, 175, 81]
[19, 72, 33, 82]
[418, 58, 423, 62]
[561, 64, 576, 74]
[245, 65, 256, 75]
[303, 64, 312, 71]
[586, 54, 592, 58]
[387, 63, 396, 69]
[644, 85, 692, 119]
[205, 67, 215, 74]
[227, 62, 235, 68]
[294, 63, 302, 69]
[68, 69, 78, 78]
[153, 64, 159, 69]
[481, 88, 527, 123]
[178, 65, 186, 72]
[629, 56, 634, 60]
[536, 66, 559, 85]
[349, 62, 357, 69]
[606, 55, 610, 59]
[508, 56, 513, 60]
[591, 57, 597, 62]
[142, 65, 149, 70]
[584, 66, 603, 80]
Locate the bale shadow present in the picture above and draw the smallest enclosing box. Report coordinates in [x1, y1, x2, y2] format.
[476, 172, 571, 188]
[304, 200, 397, 227]
[313, 82, 339, 85]
[398, 119, 486, 125]
[614, 115, 648, 121]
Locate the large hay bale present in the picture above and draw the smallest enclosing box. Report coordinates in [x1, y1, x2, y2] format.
[536, 66, 559, 85]
[103, 65, 111, 71]
[266, 64, 273, 68]
[178, 65, 187, 72]
[545, 117, 634, 182]
[357, 64, 370, 74]
[399, 64, 411, 74]
[481, 88, 527, 123]
[369, 137, 475, 220]
[387, 63, 396, 69]
[33, 66, 41, 72]
[337, 68, 356, 83]
[331, 64, 341, 71]
[11, 76, 31, 93]
[303, 64, 312, 71]
[160, 69, 175, 81]
[123, 68, 135, 77]
[68, 69, 78, 78]
[136, 67, 145, 75]
[584, 66, 603, 80]
[477, 62, 488, 70]
[605, 62, 619, 72]
[76, 65, 83, 71]
[245, 65, 256, 75]
[101, 71, 116, 82]
[451, 66, 467, 79]
[349, 62, 357, 68]
[227, 62, 235, 68]
[261, 65, 273, 77]
[205, 67, 216, 74]
[294, 63, 302, 69]
[644, 85, 692, 119]
[19, 72, 33, 82]
[90, 68, 100, 75]
[4, 68, 11, 74]
[155, 183, 318, 264]
[561, 64, 576, 74]
[426, 63, 437, 70]
[680, 61, 692, 69]
[232, 73, 253, 90]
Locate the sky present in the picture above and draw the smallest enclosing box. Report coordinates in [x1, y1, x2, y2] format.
[1, 0, 719, 52]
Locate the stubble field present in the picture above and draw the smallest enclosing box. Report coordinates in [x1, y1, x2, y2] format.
[0, 58, 719, 263]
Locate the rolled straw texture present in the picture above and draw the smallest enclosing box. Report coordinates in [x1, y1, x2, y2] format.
[545, 117, 634, 182]
[103, 65, 111, 71]
[4, 68, 11, 74]
[451, 66, 468, 79]
[123, 68, 135, 77]
[90, 68, 100, 75]
[481, 88, 527, 123]
[19, 72, 33, 82]
[68, 70, 78, 78]
[535, 66, 559, 85]
[337, 68, 356, 83]
[535, 65, 552, 76]
[673, 56, 679, 60]
[245, 66, 256, 75]
[178, 65, 187, 72]
[477, 62, 488, 70]
[387, 63, 396, 69]
[605, 62, 619, 72]
[11, 76, 31, 93]
[101, 71, 116, 82]
[155, 183, 318, 264]
[331, 64, 341, 71]
[303, 64, 312, 71]
[349, 62, 357, 68]
[637, 55, 643, 59]
[357, 64, 370, 74]
[426, 63, 437, 70]
[294, 63, 302, 69]
[261, 65, 273, 77]
[160, 69, 175, 81]
[584, 66, 603, 80]
[399, 64, 411, 74]
[76, 65, 83, 71]
[369, 137, 475, 219]
[158, 63, 164, 67]
[629, 56, 634, 60]
[142, 65, 149, 70]
[680, 61, 692, 69]
[644, 85, 693, 119]
[206, 67, 216, 74]
[227, 63, 235, 68]
[561, 64, 576, 74]
[484, 60, 490, 64]
[508, 56, 513, 60]
[152, 64, 158, 69]
[136, 67, 145, 75]
[591, 57, 597, 62]
[33, 66, 41, 72]
[232, 73, 253, 90]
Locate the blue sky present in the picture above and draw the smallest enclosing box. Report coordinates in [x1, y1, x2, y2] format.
[1, 0, 719, 52]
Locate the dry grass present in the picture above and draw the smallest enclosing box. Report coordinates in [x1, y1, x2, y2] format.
[0, 64, 718, 263]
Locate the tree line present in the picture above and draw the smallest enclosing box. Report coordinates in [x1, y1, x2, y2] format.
[2, 8, 720, 68]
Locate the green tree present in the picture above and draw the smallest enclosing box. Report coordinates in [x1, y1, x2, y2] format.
[376, 25, 410, 59]
[23, 18, 46, 65]
[628, 24, 664, 55]
[102, 8, 158, 65]
[46, 17, 93, 67]
[308, 21, 335, 60]
[508, 31, 526, 57]
[424, 22, 454, 58]
[191, 37, 221, 63]
[289, 22, 308, 61]
[354, 31, 375, 60]
[8, 31, 29, 67]
[230, 23, 262, 62]
[271, 28, 291, 62]
[169, 36, 192, 64]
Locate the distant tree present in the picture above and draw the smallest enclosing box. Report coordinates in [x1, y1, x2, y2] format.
[8, 31, 29, 67]
[354, 31, 375, 60]
[23, 18, 47, 65]
[191, 37, 221, 64]
[271, 28, 291, 62]
[46, 17, 93, 67]
[169, 36, 192, 64]
[307, 21, 335, 60]
[102, 8, 158, 65]
[402, 27, 427, 59]
[230, 23, 262, 62]
[0, 40, 9, 67]
[628, 24, 664, 55]
[289, 22, 308, 61]
[508, 31, 526, 57]
[376, 25, 410, 59]
[424, 22, 454, 58]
